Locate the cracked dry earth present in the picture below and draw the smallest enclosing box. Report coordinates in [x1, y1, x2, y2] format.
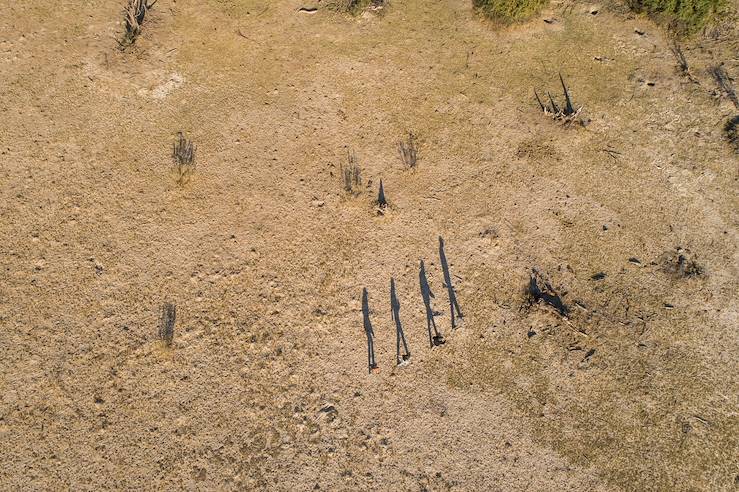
[1, 0, 738, 490]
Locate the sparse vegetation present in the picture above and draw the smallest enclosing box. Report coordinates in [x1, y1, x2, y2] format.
[121, 0, 156, 47]
[534, 74, 584, 125]
[337, 0, 386, 14]
[626, 0, 730, 33]
[159, 302, 176, 346]
[341, 150, 362, 194]
[398, 132, 418, 168]
[660, 247, 704, 278]
[172, 132, 196, 186]
[7, 1, 739, 489]
[473, 0, 549, 24]
[669, 42, 700, 83]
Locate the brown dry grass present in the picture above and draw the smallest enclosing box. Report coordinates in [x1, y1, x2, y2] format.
[0, 0, 737, 490]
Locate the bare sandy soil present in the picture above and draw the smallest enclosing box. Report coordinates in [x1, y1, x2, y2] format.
[1, 0, 738, 490]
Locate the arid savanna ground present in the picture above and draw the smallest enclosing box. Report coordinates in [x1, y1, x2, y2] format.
[1, 0, 738, 490]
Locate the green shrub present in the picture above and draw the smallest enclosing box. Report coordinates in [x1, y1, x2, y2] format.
[627, 0, 730, 33]
[473, 0, 549, 24]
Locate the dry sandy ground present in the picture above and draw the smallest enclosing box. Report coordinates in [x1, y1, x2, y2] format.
[1, 0, 738, 490]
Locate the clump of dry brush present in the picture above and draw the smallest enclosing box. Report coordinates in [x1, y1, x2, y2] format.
[660, 247, 704, 278]
[670, 42, 701, 84]
[121, 0, 156, 47]
[172, 132, 196, 186]
[341, 150, 362, 194]
[398, 132, 418, 168]
[159, 302, 176, 347]
[534, 74, 584, 125]
[344, 0, 387, 14]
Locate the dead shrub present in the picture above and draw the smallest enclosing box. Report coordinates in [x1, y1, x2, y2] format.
[159, 302, 176, 346]
[534, 73, 584, 126]
[660, 248, 704, 278]
[172, 132, 196, 186]
[670, 42, 700, 84]
[398, 132, 418, 168]
[341, 0, 387, 14]
[341, 150, 362, 194]
[121, 0, 156, 48]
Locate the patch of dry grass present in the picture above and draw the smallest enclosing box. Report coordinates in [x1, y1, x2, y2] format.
[473, 0, 549, 24]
